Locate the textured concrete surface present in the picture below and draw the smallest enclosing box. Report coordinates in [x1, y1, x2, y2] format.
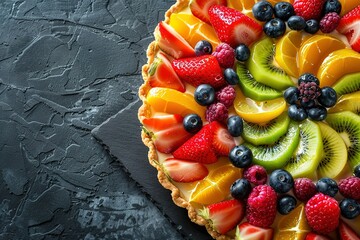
[0, 0, 190, 239]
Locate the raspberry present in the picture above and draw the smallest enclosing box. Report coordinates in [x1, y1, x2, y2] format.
[216, 85, 236, 107]
[243, 165, 267, 186]
[298, 81, 321, 103]
[338, 177, 360, 200]
[320, 12, 340, 33]
[246, 185, 277, 228]
[293, 0, 326, 20]
[305, 193, 340, 234]
[206, 102, 228, 122]
[212, 43, 235, 68]
[293, 178, 318, 202]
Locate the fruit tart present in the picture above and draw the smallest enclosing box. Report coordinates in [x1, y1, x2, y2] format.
[138, 0, 360, 239]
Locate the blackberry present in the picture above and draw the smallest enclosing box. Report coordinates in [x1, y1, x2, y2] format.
[298, 81, 321, 103]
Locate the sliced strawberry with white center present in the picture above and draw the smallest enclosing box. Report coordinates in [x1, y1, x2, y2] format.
[235, 222, 273, 240]
[200, 199, 245, 234]
[211, 121, 236, 156]
[162, 158, 208, 183]
[305, 232, 331, 240]
[339, 221, 360, 240]
[190, 0, 226, 24]
[337, 5, 360, 52]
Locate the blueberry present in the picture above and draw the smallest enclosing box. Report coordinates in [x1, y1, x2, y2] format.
[288, 104, 308, 121]
[224, 68, 240, 85]
[323, 0, 342, 14]
[274, 2, 295, 21]
[316, 177, 338, 197]
[307, 106, 327, 121]
[287, 15, 306, 31]
[263, 18, 286, 38]
[194, 40, 212, 56]
[183, 114, 203, 133]
[305, 19, 319, 34]
[227, 115, 243, 137]
[269, 169, 294, 193]
[298, 73, 320, 85]
[340, 198, 360, 219]
[194, 84, 215, 106]
[318, 87, 337, 107]
[235, 44, 251, 62]
[229, 145, 253, 168]
[277, 195, 297, 215]
[252, 1, 274, 22]
[354, 165, 360, 178]
[231, 178, 252, 200]
[300, 99, 316, 109]
[284, 87, 300, 104]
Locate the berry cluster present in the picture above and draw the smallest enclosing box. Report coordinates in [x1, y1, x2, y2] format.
[283, 73, 337, 121]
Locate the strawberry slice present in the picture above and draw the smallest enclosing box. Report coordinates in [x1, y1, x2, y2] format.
[235, 222, 273, 240]
[208, 5, 262, 48]
[190, 0, 227, 24]
[339, 221, 360, 240]
[211, 121, 236, 156]
[162, 158, 208, 182]
[156, 21, 195, 59]
[200, 199, 245, 234]
[148, 52, 185, 92]
[142, 114, 193, 154]
[172, 55, 226, 89]
[337, 5, 360, 52]
[305, 232, 331, 240]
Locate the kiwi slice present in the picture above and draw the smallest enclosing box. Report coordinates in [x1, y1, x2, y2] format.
[326, 111, 360, 170]
[236, 62, 282, 101]
[246, 37, 295, 91]
[242, 112, 290, 145]
[284, 120, 323, 179]
[333, 72, 360, 96]
[316, 122, 348, 179]
[244, 121, 300, 171]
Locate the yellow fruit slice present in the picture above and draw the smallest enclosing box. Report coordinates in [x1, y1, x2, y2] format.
[190, 164, 242, 205]
[317, 49, 360, 88]
[339, 0, 360, 16]
[275, 31, 303, 77]
[233, 87, 286, 123]
[328, 91, 360, 114]
[299, 35, 346, 76]
[146, 87, 206, 119]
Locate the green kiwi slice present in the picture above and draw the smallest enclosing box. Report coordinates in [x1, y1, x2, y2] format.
[326, 111, 360, 170]
[332, 72, 360, 96]
[316, 122, 348, 179]
[244, 121, 300, 171]
[284, 120, 323, 178]
[246, 37, 295, 91]
[242, 112, 290, 145]
[236, 62, 282, 101]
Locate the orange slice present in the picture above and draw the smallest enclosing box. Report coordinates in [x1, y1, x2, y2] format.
[299, 35, 346, 76]
[146, 87, 206, 119]
[339, 0, 360, 16]
[228, 0, 293, 18]
[190, 164, 242, 205]
[328, 91, 360, 114]
[317, 49, 360, 87]
[233, 87, 286, 124]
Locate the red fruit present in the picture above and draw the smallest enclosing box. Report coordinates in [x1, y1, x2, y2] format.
[305, 232, 331, 240]
[212, 43, 235, 68]
[206, 102, 228, 123]
[235, 222, 273, 240]
[337, 5, 360, 52]
[172, 55, 226, 89]
[293, 178, 318, 202]
[156, 21, 195, 59]
[211, 121, 236, 156]
[320, 12, 341, 33]
[305, 193, 340, 234]
[243, 165, 268, 186]
[148, 52, 185, 92]
[293, 0, 326, 20]
[338, 176, 360, 200]
[162, 158, 208, 183]
[208, 5, 262, 48]
[142, 114, 193, 153]
[190, 0, 227, 24]
[199, 199, 245, 234]
[246, 185, 277, 228]
[216, 85, 236, 108]
[339, 220, 360, 240]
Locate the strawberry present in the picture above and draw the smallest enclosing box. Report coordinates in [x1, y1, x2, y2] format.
[172, 55, 226, 89]
[190, 0, 226, 24]
[339, 221, 360, 240]
[211, 122, 236, 156]
[148, 51, 185, 92]
[337, 5, 360, 52]
[199, 199, 245, 234]
[162, 158, 208, 183]
[235, 222, 273, 240]
[293, 0, 326, 20]
[208, 5, 262, 48]
[142, 114, 193, 154]
[156, 21, 195, 59]
[305, 232, 331, 240]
